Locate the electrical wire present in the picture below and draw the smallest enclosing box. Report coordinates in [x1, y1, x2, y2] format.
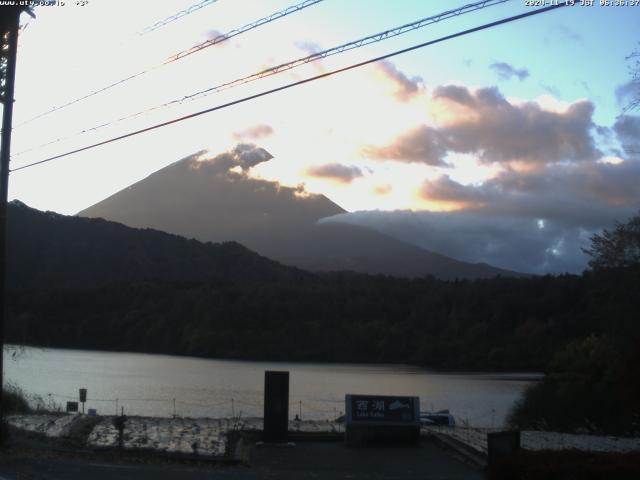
[137, 0, 220, 36]
[11, 0, 511, 158]
[164, 0, 323, 63]
[10, 3, 569, 173]
[14, 0, 325, 128]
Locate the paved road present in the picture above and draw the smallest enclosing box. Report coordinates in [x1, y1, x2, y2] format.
[0, 441, 483, 479]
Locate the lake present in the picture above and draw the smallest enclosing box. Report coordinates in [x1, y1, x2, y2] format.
[3, 345, 540, 427]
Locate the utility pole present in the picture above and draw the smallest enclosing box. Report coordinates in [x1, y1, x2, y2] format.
[0, 5, 33, 439]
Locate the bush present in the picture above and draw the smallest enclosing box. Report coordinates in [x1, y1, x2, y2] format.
[2, 384, 31, 415]
[507, 335, 640, 434]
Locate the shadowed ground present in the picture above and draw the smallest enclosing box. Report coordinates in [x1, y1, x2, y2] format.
[0, 439, 481, 480]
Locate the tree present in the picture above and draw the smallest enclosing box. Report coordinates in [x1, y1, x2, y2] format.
[583, 212, 640, 270]
[507, 335, 638, 434]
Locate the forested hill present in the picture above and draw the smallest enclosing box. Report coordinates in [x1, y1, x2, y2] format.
[6, 201, 639, 371]
[7, 200, 309, 290]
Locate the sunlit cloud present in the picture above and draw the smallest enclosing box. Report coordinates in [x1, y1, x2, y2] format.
[373, 60, 424, 102]
[305, 163, 363, 184]
[372, 184, 392, 195]
[362, 125, 450, 166]
[232, 124, 275, 141]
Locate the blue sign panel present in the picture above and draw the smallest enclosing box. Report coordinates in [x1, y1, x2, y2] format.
[345, 394, 420, 426]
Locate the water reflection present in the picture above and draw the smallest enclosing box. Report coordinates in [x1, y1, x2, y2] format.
[4, 345, 539, 427]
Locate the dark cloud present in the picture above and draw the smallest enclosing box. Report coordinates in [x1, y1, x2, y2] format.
[197, 144, 273, 173]
[232, 124, 274, 141]
[432, 84, 476, 106]
[306, 163, 363, 183]
[323, 210, 592, 275]
[363, 125, 450, 166]
[490, 62, 529, 81]
[615, 80, 639, 106]
[376, 60, 423, 102]
[419, 175, 494, 208]
[613, 115, 640, 155]
[419, 160, 640, 228]
[370, 85, 602, 166]
[441, 86, 600, 164]
[321, 157, 640, 274]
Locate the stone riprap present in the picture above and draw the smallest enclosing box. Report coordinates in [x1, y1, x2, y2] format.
[8, 414, 343, 457]
[7, 414, 81, 438]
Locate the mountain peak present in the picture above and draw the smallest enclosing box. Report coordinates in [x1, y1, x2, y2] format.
[78, 146, 521, 279]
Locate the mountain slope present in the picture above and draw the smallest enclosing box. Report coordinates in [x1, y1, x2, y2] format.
[79, 146, 521, 279]
[7, 200, 308, 291]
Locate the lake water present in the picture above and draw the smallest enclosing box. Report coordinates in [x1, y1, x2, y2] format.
[3, 345, 541, 427]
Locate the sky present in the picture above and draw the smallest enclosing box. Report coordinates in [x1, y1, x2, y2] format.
[4, 0, 640, 274]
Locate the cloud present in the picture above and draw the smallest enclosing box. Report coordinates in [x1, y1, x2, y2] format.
[546, 24, 582, 44]
[232, 124, 274, 141]
[375, 60, 423, 102]
[323, 210, 593, 275]
[615, 80, 639, 107]
[490, 62, 529, 81]
[195, 144, 273, 173]
[363, 125, 450, 166]
[205, 29, 230, 47]
[317, 154, 637, 274]
[294, 41, 323, 56]
[613, 115, 640, 155]
[432, 84, 476, 107]
[418, 159, 640, 228]
[368, 85, 601, 167]
[373, 184, 392, 195]
[306, 163, 363, 183]
[233, 143, 273, 170]
[541, 83, 562, 97]
[419, 175, 493, 209]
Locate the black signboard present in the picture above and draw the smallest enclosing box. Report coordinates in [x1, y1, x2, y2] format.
[66, 401, 79, 412]
[79, 388, 87, 403]
[346, 394, 419, 426]
[264, 371, 289, 442]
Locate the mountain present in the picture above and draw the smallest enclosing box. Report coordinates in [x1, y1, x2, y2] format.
[78, 145, 521, 279]
[7, 200, 309, 291]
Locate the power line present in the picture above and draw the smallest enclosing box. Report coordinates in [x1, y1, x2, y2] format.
[175, 0, 512, 100]
[164, 0, 323, 63]
[14, 0, 325, 128]
[137, 0, 220, 36]
[10, 3, 569, 173]
[12, 0, 510, 157]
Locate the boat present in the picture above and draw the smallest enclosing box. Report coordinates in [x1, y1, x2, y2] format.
[419, 410, 455, 426]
